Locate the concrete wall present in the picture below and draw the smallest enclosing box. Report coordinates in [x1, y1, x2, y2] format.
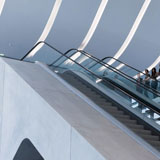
[0, 58, 159, 160]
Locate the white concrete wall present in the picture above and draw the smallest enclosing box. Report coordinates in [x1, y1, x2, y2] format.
[0, 58, 159, 160]
[0, 58, 5, 153]
[0, 58, 105, 160]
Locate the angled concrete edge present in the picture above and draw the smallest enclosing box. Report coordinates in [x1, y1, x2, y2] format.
[0, 57, 159, 160]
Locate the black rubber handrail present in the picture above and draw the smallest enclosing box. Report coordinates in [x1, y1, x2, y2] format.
[0, 41, 159, 115]
[89, 55, 160, 89]
[48, 51, 160, 114]
[82, 50, 160, 95]
[20, 41, 63, 61]
[0, 41, 64, 64]
[97, 56, 160, 93]
[101, 56, 160, 91]
[33, 44, 160, 114]
[49, 49, 160, 114]
[50, 48, 101, 66]
[102, 56, 160, 93]
[19, 41, 160, 96]
[54, 48, 160, 96]
[102, 56, 143, 73]
[20, 43, 160, 96]
[89, 55, 160, 88]
[101, 56, 160, 80]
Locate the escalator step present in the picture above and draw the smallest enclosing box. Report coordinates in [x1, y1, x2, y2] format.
[147, 140, 160, 148]
[104, 109, 124, 115]
[114, 114, 130, 119]
[96, 102, 114, 106]
[94, 99, 109, 103]
[125, 123, 144, 129]
[140, 135, 159, 141]
[132, 129, 152, 135]
[86, 94, 103, 99]
[101, 105, 118, 110]
[58, 71, 160, 151]
[118, 119, 137, 124]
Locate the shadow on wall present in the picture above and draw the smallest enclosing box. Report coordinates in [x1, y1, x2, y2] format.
[13, 138, 44, 160]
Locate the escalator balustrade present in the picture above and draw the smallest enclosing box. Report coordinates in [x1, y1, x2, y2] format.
[21, 41, 160, 152]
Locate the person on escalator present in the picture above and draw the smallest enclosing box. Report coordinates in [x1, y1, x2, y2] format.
[157, 63, 160, 90]
[150, 67, 158, 98]
[136, 73, 146, 110]
[143, 69, 150, 97]
[158, 63, 160, 75]
[136, 73, 143, 94]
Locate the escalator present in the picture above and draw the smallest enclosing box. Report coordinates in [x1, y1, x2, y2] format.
[8, 41, 160, 152]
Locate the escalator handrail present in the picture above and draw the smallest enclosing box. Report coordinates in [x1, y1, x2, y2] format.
[100, 56, 160, 94]
[57, 48, 160, 95]
[15, 41, 160, 114]
[20, 41, 63, 61]
[10, 41, 160, 96]
[75, 52, 160, 94]
[50, 48, 101, 66]
[101, 56, 160, 81]
[21, 42, 160, 97]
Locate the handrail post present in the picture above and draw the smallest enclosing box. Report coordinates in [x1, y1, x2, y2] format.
[49, 48, 78, 66]
[20, 41, 45, 61]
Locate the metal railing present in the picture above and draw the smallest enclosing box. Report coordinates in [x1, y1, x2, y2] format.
[50, 48, 160, 95]
[0, 41, 159, 114]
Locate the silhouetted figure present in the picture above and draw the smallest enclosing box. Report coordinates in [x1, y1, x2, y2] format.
[159, 63, 160, 75]
[136, 73, 145, 110]
[150, 67, 158, 98]
[143, 69, 150, 97]
[136, 73, 143, 94]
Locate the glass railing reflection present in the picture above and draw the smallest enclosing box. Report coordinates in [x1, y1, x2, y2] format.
[100, 57, 160, 94]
